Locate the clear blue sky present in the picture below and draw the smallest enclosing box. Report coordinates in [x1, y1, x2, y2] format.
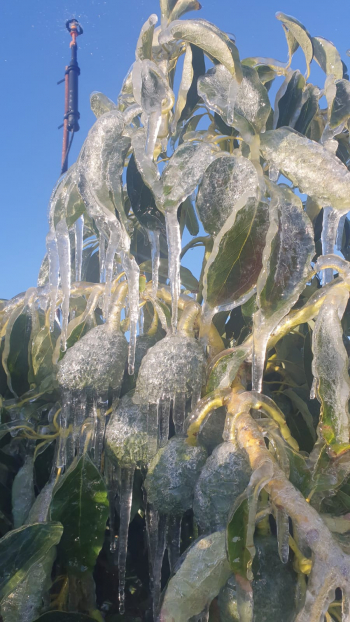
[0, 0, 349, 299]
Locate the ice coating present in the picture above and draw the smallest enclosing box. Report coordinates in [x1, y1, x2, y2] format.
[11, 456, 35, 528]
[144, 437, 207, 515]
[90, 91, 118, 118]
[312, 286, 350, 447]
[193, 442, 251, 533]
[321, 207, 342, 285]
[55, 219, 71, 351]
[147, 229, 160, 298]
[197, 64, 271, 136]
[106, 392, 154, 468]
[276, 507, 290, 564]
[196, 155, 259, 236]
[260, 128, 350, 211]
[57, 324, 128, 392]
[45, 230, 59, 330]
[74, 214, 84, 282]
[120, 251, 140, 375]
[165, 209, 182, 330]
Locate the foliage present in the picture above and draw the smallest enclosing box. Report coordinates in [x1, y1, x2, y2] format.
[2, 1, 350, 621]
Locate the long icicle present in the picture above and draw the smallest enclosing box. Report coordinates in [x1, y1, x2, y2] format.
[56, 219, 71, 351]
[321, 207, 342, 286]
[147, 229, 161, 299]
[165, 209, 181, 332]
[167, 514, 182, 574]
[46, 231, 60, 331]
[118, 466, 135, 615]
[120, 251, 140, 375]
[74, 215, 84, 282]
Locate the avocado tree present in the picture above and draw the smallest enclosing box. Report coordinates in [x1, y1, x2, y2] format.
[2, 2, 350, 621]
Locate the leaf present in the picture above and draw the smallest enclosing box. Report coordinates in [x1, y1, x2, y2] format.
[159, 19, 242, 80]
[33, 614, 97, 622]
[198, 64, 271, 138]
[179, 45, 205, 122]
[206, 346, 249, 392]
[11, 456, 35, 528]
[258, 184, 315, 320]
[168, 0, 202, 21]
[182, 197, 199, 236]
[172, 44, 194, 130]
[330, 79, 350, 129]
[312, 36, 343, 80]
[260, 128, 350, 210]
[0, 522, 63, 600]
[160, 531, 231, 621]
[139, 259, 199, 291]
[204, 199, 269, 309]
[126, 154, 165, 231]
[136, 14, 158, 61]
[160, 141, 216, 211]
[275, 71, 305, 128]
[285, 447, 311, 497]
[226, 496, 251, 578]
[196, 155, 259, 235]
[283, 388, 316, 442]
[294, 84, 320, 135]
[312, 286, 350, 452]
[90, 92, 117, 118]
[276, 13, 313, 79]
[32, 311, 60, 381]
[50, 454, 109, 575]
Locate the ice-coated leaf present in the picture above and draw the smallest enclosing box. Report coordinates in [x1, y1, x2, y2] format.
[135, 14, 158, 61]
[179, 45, 205, 123]
[50, 454, 109, 574]
[182, 196, 199, 236]
[294, 83, 320, 135]
[196, 155, 259, 235]
[198, 64, 270, 137]
[159, 19, 242, 80]
[160, 531, 231, 621]
[49, 168, 85, 230]
[274, 70, 305, 129]
[258, 184, 315, 320]
[312, 36, 343, 80]
[31, 312, 59, 381]
[11, 456, 35, 528]
[260, 128, 350, 210]
[206, 346, 249, 392]
[126, 154, 165, 231]
[226, 497, 251, 579]
[90, 92, 117, 118]
[168, 0, 202, 21]
[276, 13, 313, 79]
[312, 285, 350, 451]
[0, 547, 56, 622]
[329, 79, 350, 129]
[160, 141, 216, 211]
[0, 522, 63, 600]
[172, 44, 194, 130]
[139, 258, 199, 291]
[204, 199, 269, 310]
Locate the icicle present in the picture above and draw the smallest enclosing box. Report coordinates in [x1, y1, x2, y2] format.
[118, 466, 135, 615]
[276, 507, 290, 564]
[105, 457, 119, 554]
[167, 515, 182, 574]
[165, 209, 181, 331]
[99, 233, 106, 283]
[147, 229, 160, 298]
[46, 231, 60, 331]
[56, 220, 71, 351]
[92, 393, 108, 469]
[74, 215, 84, 282]
[336, 213, 347, 250]
[72, 389, 87, 456]
[103, 228, 119, 319]
[159, 397, 171, 447]
[173, 391, 186, 436]
[120, 251, 140, 375]
[269, 163, 280, 182]
[147, 402, 159, 461]
[57, 390, 73, 469]
[321, 207, 342, 285]
[146, 511, 167, 620]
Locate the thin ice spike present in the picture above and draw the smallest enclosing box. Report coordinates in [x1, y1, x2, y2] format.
[74, 215, 84, 282]
[117, 466, 135, 614]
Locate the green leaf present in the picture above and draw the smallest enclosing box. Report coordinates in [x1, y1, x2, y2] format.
[312, 36, 343, 80]
[182, 197, 199, 236]
[275, 71, 305, 128]
[136, 14, 157, 61]
[0, 522, 63, 600]
[33, 614, 97, 622]
[283, 388, 316, 442]
[139, 259, 199, 292]
[285, 447, 311, 497]
[11, 456, 35, 528]
[160, 19, 242, 80]
[206, 346, 249, 392]
[179, 45, 205, 122]
[196, 155, 259, 236]
[276, 13, 313, 79]
[32, 312, 60, 381]
[294, 84, 320, 135]
[160, 531, 231, 621]
[127, 154, 165, 231]
[168, 0, 202, 21]
[50, 454, 109, 575]
[226, 496, 251, 579]
[330, 79, 350, 129]
[204, 199, 269, 309]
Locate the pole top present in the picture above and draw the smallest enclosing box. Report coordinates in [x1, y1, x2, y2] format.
[66, 19, 83, 46]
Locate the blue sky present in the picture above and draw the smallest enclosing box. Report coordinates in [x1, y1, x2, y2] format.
[0, 0, 349, 299]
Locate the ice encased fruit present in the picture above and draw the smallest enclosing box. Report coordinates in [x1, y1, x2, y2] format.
[193, 441, 251, 532]
[57, 324, 128, 392]
[135, 332, 206, 405]
[218, 536, 297, 621]
[105, 392, 152, 468]
[144, 437, 207, 515]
